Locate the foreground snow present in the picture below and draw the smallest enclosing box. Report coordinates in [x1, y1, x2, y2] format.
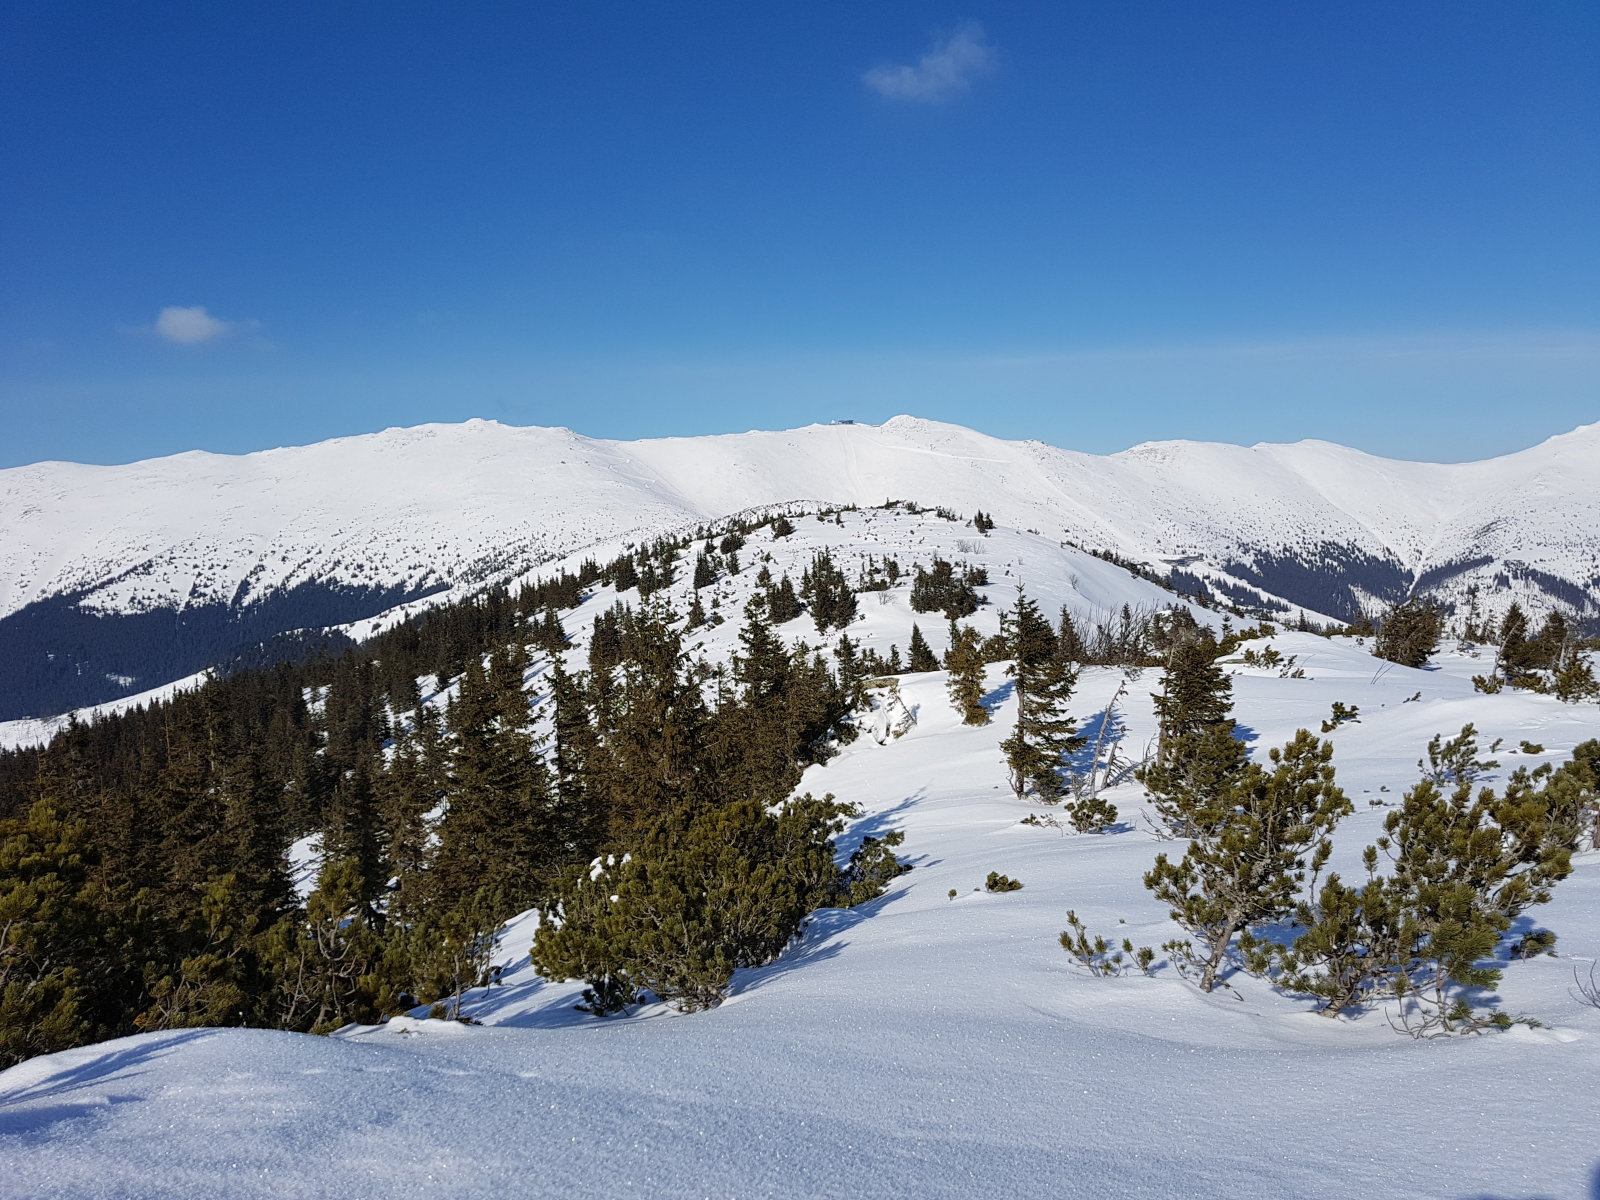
[4, 638, 1598, 1199]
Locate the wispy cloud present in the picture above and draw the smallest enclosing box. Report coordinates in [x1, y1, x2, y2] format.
[152, 305, 255, 345]
[863, 22, 996, 103]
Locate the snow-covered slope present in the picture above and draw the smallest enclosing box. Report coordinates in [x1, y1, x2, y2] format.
[4, 623, 1598, 1198]
[4, 416, 1598, 718]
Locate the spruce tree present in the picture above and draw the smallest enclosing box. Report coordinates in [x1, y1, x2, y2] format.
[593, 601, 713, 839]
[801, 551, 857, 632]
[693, 551, 717, 590]
[546, 655, 603, 855]
[1531, 611, 1572, 671]
[434, 644, 558, 913]
[999, 590, 1083, 800]
[767, 574, 803, 624]
[1374, 598, 1444, 668]
[1496, 602, 1538, 684]
[1141, 628, 1248, 837]
[719, 598, 808, 806]
[1056, 607, 1087, 665]
[907, 623, 939, 672]
[943, 620, 989, 725]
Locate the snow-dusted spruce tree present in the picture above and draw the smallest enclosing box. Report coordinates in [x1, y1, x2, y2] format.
[1143, 730, 1350, 993]
[999, 590, 1086, 807]
[943, 619, 989, 725]
[1139, 627, 1247, 838]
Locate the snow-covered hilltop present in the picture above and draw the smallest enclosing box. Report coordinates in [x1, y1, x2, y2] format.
[2, 493, 1598, 1199]
[3, 415, 1598, 718]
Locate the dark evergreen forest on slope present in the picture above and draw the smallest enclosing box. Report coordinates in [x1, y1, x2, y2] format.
[0, 578, 447, 721]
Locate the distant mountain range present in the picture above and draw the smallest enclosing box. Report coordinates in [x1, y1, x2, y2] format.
[3, 415, 1596, 720]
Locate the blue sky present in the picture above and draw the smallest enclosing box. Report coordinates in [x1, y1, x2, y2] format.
[2, 1, 1595, 467]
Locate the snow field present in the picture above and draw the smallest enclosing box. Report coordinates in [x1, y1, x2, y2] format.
[5, 413, 1597, 638]
[3, 508, 1598, 1198]
[5, 645, 1598, 1197]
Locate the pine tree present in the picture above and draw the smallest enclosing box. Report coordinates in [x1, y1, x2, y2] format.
[1551, 655, 1599, 703]
[136, 872, 274, 1032]
[1144, 730, 1350, 992]
[530, 793, 882, 1014]
[1375, 749, 1586, 1034]
[907, 624, 939, 672]
[1243, 859, 1402, 1017]
[271, 856, 392, 1034]
[396, 886, 501, 1021]
[999, 590, 1083, 800]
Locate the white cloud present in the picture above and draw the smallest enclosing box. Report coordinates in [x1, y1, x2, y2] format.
[153, 305, 242, 345]
[862, 22, 996, 103]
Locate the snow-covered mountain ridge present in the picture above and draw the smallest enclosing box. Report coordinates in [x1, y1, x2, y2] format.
[3, 415, 1597, 719]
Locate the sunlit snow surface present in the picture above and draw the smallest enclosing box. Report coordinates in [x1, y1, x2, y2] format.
[4, 629, 1598, 1197]
[3, 509, 1598, 1197]
[4, 414, 1599, 628]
